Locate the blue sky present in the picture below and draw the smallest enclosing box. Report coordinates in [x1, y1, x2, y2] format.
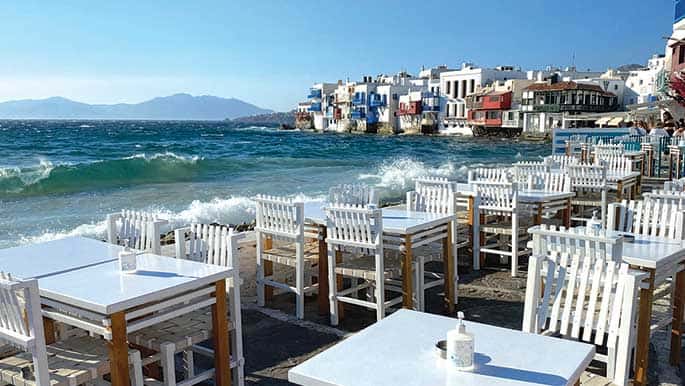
[0, 0, 675, 111]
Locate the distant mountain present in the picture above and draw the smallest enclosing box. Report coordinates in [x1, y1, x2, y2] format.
[229, 111, 296, 127]
[0, 94, 272, 120]
[617, 64, 644, 72]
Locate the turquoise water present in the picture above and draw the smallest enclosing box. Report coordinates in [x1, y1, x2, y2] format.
[0, 120, 550, 248]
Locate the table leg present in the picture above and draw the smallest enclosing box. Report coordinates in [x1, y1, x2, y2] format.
[402, 235, 413, 309]
[634, 268, 655, 386]
[617, 181, 624, 202]
[468, 196, 480, 271]
[479, 213, 486, 270]
[535, 203, 543, 225]
[43, 318, 56, 345]
[212, 280, 232, 386]
[670, 269, 685, 365]
[335, 250, 345, 319]
[563, 198, 571, 228]
[108, 312, 131, 386]
[443, 223, 455, 314]
[318, 226, 329, 316]
[264, 237, 274, 301]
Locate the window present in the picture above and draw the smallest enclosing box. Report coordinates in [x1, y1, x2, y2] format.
[392, 93, 398, 100]
[446, 81, 451, 95]
[679, 45, 685, 65]
[639, 79, 644, 85]
[614, 85, 618, 90]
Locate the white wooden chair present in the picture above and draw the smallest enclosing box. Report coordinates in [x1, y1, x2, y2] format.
[329, 183, 377, 206]
[568, 163, 608, 225]
[522, 245, 645, 386]
[129, 224, 245, 386]
[475, 183, 531, 277]
[594, 143, 625, 159]
[106, 210, 168, 254]
[0, 272, 144, 386]
[528, 225, 624, 263]
[254, 195, 319, 320]
[644, 190, 685, 208]
[406, 185, 463, 310]
[325, 204, 402, 325]
[544, 155, 579, 170]
[513, 161, 550, 177]
[414, 176, 456, 191]
[467, 167, 511, 184]
[664, 178, 685, 192]
[608, 200, 685, 240]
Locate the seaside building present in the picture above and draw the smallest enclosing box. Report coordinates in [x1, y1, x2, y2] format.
[439, 64, 526, 135]
[520, 81, 618, 134]
[624, 55, 666, 106]
[465, 79, 535, 136]
[526, 67, 604, 83]
[307, 83, 338, 131]
[295, 102, 313, 129]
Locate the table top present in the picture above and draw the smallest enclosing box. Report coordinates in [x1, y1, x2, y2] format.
[0, 236, 124, 279]
[609, 231, 685, 270]
[304, 201, 455, 234]
[289, 309, 594, 386]
[37, 253, 232, 315]
[456, 183, 575, 203]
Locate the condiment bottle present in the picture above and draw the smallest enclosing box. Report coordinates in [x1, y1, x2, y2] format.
[447, 311, 474, 371]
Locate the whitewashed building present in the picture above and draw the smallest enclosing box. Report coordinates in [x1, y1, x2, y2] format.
[439, 64, 526, 135]
[307, 82, 339, 131]
[624, 55, 666, 106]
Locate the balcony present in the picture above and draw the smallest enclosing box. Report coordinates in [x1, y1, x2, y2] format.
[369, 95, 386, 107]
[308, 89, 322, 99]
[352, 95, 366, 106]
[350, 109, 366, 119]
[308, 102, 322, 112]
[399, 101, 422, 116]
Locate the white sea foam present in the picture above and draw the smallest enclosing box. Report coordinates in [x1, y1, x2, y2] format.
[18, 193, 326, 246]
[123, 152, 202, 163]
[358, 158, 458, 191]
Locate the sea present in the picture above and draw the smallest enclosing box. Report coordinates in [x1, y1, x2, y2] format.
[0, 120, 551, 249]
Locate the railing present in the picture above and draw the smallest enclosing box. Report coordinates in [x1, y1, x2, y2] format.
[308, 103, 322, 112]
[533, 104, 617, 113]
[350, 109, 366, 119]
[308, 89, 322, 99]
[369, 97, 385, 107]
[352, 95, 366, 105]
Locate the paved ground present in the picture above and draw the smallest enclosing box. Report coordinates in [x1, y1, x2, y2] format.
[162, 242, 684, 386]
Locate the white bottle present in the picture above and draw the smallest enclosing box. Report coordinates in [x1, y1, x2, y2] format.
[446, 311, 474, 371]
[586, 210, 602, 233]
[119, 246, 137, 273]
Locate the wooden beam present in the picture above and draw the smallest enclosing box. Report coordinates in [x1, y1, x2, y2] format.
[443, 223, 455, 314]
[212, 280, 232, 386]
[317, 226, 329, 316]
[402, 235, 413, 309]
[107, 311, 131, 386]
[633, 268, 655, 386]
[42, 317, 56, 345]
[264, 237, 274, 300]
[671, 269, 685, 365]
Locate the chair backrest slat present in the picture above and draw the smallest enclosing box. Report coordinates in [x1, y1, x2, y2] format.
[608, 199, 685, 240]
[254, 195, 304, 240]
[329, 184, 377, 207]
[324, 204, 382, 251]
[106, 210, 166, 254]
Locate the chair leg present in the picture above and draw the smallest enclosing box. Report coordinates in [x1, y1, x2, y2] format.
[160, 342, 177, 386]
[129, 350, 145, 386]
[256, 237, 265, 307]
[182, 349, 194, 380]
[511, 213, 519, 277]
[328, 246, 339, 326]
[296, 262, 305, 320]
[417, 259, 425, 311]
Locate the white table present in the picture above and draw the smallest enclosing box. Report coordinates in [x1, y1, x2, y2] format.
[456, 183, 575, 270]
[0, 236, 124, 278]
[303, 201, 456, 314]
[1, 237, 235, 386]
[289, 309, 594, 386]
[527, 227, 685, 385]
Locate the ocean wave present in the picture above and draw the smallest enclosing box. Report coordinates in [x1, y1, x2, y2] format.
[358, 157, 459, 192]
[17, 193, 326, 246]
[0, 152, 203, 197]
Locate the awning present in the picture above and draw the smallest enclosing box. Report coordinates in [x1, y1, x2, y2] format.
[595, 117, 611, 125]
[607, 117, 625, 127]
